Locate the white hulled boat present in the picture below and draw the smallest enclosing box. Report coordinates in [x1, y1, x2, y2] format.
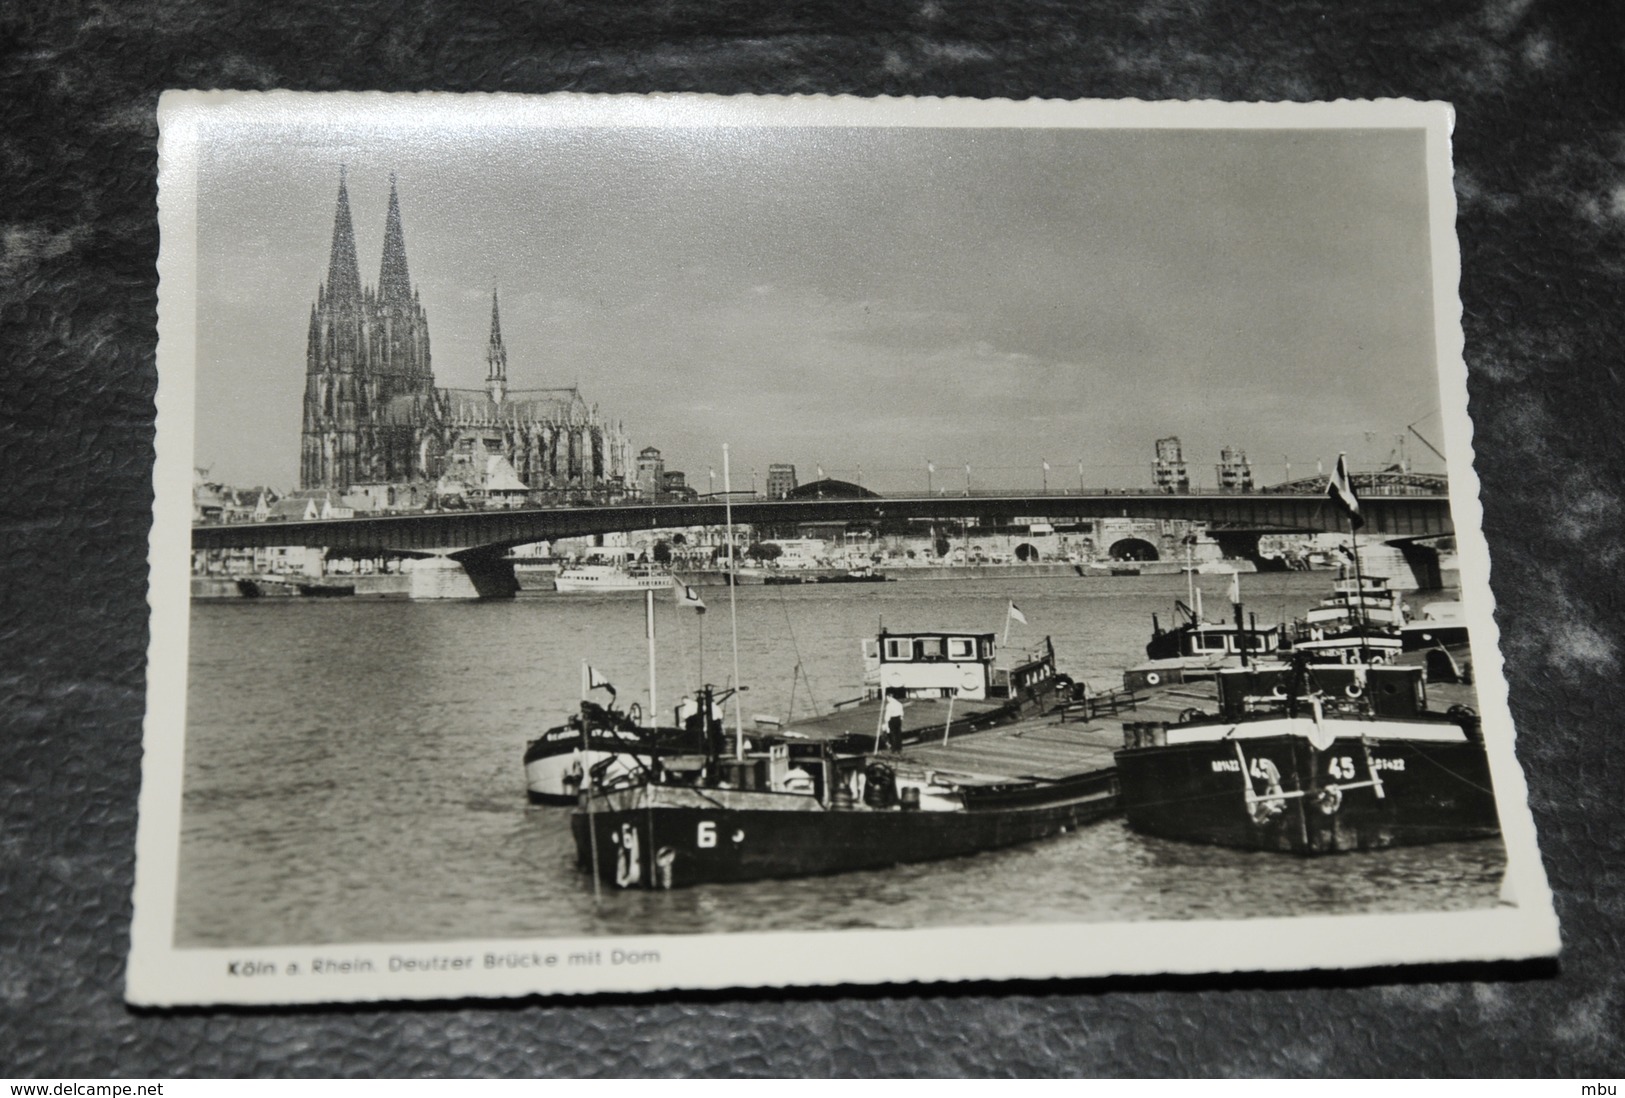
[552, 562, 674, 593]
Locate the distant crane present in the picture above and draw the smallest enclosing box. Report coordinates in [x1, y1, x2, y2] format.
[1407, 418, 1446, 462]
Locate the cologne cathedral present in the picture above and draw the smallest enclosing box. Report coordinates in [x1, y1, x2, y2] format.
[299, 171, 632, 498]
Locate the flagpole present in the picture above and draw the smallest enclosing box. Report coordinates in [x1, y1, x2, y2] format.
[1349, 509, 1369, 664]
[723, 444, 745, 761]
[1003, 603, 1013, 649]
[1335, 452, 1371, 665]
[645, 588, 658, 729]
[579, 658, 601, 904]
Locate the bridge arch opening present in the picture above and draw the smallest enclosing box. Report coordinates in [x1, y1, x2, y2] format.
[1109, 537, 1160, 562]
[1014, 542, 1039, 562]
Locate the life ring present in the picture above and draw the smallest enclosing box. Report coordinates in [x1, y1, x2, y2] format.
[1314, 785, 1344, 816]
[1271, 684, 1288, 699]
[1344, 682, 1365, 699]
[1144, 671, 1162, 687]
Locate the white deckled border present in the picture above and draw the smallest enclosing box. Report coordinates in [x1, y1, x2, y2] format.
[129, 91, 1559, 1006]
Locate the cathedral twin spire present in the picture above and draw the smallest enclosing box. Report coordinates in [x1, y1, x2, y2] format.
[324, 166, 363, 307]
[322, 168, 414, 312]
[378, 174, 413, 310]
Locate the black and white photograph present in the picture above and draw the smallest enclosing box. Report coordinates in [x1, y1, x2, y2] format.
[130, 92, 1559, 1005]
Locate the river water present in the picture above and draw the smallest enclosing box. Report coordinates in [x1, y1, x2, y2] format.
[175, 572, 1506, 947]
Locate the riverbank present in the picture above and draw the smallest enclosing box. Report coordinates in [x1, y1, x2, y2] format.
[192, 575, 412, 599]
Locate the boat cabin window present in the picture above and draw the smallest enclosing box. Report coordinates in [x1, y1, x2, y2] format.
[1197, 635, 1229, 652]
[981, 639, 995, 659]
[947, 637, 975, 660]
[884, 638, 912, 661]
[916, 637, 945, 660]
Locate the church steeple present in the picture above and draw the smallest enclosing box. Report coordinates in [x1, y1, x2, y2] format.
[378, 173, 413, 310]
[325, 166, 362, 306]
[485, 286, 508, 405]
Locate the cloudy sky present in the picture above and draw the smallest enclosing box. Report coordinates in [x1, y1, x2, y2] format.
[193, 114, 1447, 492]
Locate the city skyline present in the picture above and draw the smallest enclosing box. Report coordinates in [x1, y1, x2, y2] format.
[194, 120, 1448, 492]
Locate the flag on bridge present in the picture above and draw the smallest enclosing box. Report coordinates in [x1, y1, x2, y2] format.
[1327, 452, 1364, 530]
[675, 582, 707, 613]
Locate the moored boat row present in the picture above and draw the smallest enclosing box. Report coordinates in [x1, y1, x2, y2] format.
[521, 549, 1498, 893]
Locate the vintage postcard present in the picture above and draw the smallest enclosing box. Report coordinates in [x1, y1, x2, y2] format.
[132, 92, 1559, 1005]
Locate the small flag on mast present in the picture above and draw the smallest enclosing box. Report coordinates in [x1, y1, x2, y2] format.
[675, 582, 707, 613]
[1007, 601, 1028, 625]
[586, 665, 616, 698]
[1327, 453, 1364, 529]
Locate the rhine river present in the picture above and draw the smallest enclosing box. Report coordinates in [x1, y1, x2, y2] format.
[175, 572, 1505, 947]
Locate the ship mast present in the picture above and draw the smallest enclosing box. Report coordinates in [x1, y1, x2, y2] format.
[723, 444, 745, 760]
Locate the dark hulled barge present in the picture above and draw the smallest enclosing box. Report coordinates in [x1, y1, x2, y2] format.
[571, 740, 1117, 890]
[1114, 661, 1498, 854]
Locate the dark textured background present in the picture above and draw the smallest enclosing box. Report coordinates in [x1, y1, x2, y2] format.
[3, 0, 1623, 1078]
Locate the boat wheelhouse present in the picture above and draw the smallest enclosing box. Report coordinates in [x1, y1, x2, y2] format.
[1285, 572, 1409, 664]
[865, 629, 1003, 701]
[1124, 600, 1284, 691]
[1301, 574, 1406, 629]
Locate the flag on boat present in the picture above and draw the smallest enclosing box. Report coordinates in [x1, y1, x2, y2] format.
[675, 582, 707, 613]
[1327, 452, 1364, 529]
[586, 665, 616, 698]
[1228, 569, 1241, 606]
[1008, 601, 1028, 625]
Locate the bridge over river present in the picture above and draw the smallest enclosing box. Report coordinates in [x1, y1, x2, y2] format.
[193, 488, 1455, 598]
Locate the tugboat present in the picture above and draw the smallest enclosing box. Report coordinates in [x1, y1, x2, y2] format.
[523, 695, 720, 805]
[1127, 597, 1284, 690]
[1124, 573, 1282, 691]
[1285, 572, 1408, 664]
[1114, 655, 1498, 854]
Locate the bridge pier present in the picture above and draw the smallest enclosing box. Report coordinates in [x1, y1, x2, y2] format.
[1358, 542, 1447, 593]
[407, 552, 519, 600]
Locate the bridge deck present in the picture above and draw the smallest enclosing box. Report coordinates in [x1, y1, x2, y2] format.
[191, 492, 1454, 554]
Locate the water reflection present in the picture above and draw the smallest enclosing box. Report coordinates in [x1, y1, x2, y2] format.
[176, 574, 1504, 947]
